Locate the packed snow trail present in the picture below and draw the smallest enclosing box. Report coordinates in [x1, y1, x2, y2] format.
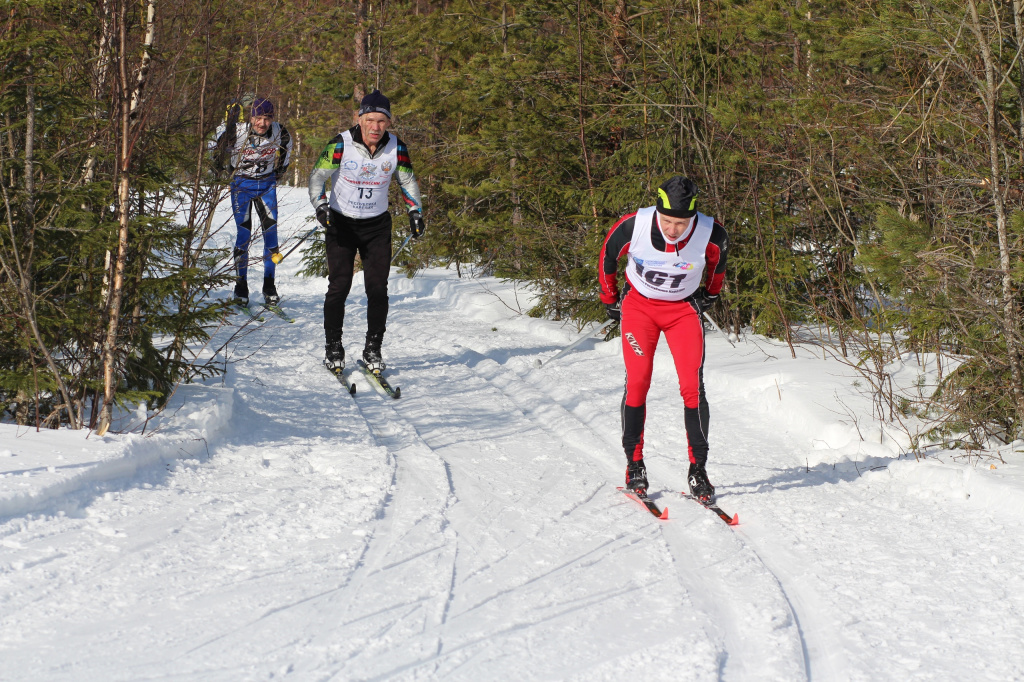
[2, 188, 1023, 681]
[409, 326, 804, 679]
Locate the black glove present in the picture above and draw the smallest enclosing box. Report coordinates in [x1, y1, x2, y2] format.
[315, 204, 330, 229]
[274, 164, 289, 183]
[226, 102, 244, 124]
[409, 210, 425, 239]
[605, 301, 621, 322]
[692, 287, 718, 314]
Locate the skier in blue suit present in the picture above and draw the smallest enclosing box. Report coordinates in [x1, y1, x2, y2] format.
[209, 97, 293, 306]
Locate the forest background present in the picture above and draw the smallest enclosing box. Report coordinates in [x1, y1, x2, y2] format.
[3, 0, 1024, 449]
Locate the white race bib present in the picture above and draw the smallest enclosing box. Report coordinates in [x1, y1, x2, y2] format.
[328, 130, 399, 218]
[624, 207, 713, 301]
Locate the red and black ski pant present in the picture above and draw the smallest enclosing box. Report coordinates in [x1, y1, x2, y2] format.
[620, 291, 709, 465]
[324, 209, 392, 344]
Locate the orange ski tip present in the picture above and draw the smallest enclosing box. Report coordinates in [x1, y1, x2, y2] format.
[659, 507, 669, 520]
[728, 514, 739, 526]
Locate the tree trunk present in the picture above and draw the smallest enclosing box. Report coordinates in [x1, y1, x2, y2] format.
[83, 0, 114, 185]
[576, 1, 597, 219]
[611, 0, 627, 77]
[1014, 0, 1024, 165]
[966, 0, 1024, 434]
[97, 0, 156, 436]
[354, 0, 369, 104]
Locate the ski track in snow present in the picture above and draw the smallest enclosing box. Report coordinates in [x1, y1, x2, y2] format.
[2, 188, 1023, 681]
[408, 321, 807, 680]
[351, 312, 715, 680]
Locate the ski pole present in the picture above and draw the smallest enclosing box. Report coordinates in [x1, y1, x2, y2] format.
[534, 319, 616, 369]
[270, 223, 319, 264]
[702, 311, 736, 348]
[390, 234, 413, 265]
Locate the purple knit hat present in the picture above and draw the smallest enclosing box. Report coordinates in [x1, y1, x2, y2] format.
[251, 98, 274, 117]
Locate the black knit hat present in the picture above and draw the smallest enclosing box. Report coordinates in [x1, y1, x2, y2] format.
[655, 176, 699, 218]
[358, 90, 391, 119]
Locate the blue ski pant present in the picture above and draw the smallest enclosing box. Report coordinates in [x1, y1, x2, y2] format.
[230, 176, 280, 281]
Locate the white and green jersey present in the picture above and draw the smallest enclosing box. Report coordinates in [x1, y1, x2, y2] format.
[308, 125, 422, 219]
[329, 129, 398, 218]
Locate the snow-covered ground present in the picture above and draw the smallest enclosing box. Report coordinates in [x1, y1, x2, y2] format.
[2, 188, 1023, 681]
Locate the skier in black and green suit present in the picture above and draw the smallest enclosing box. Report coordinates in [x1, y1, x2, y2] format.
[307, 90, 424, 373]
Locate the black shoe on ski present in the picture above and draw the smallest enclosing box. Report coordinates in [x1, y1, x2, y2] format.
[324, 330, 345, 372]
[233, 279, 249, 307]
[625, 459, 649, 496]
[688, 462, 716, 504]
[362, 332, 385, 372]
[263, 276, 279, 306]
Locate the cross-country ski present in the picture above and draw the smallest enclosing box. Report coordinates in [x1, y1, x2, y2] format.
[234, 301, 265, 322]
[357, 359, 401, 399]
[683, 493, 739, 526]
[617, 486, 669, 520]
[326, 365, 357, 395]
[262, 301, 295, 323]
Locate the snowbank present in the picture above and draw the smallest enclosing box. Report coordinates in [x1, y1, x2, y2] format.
[869, 455, 1024, 517]
[0, 383, 233, 518]
[701, 334, 1024, 519]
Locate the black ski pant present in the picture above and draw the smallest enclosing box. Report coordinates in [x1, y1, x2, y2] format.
[324, 209, 392, 346]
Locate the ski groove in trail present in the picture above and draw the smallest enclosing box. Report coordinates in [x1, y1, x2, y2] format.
[405, 324, 809, 680]
[390, 271, 878, 681]
[337, 313, 714, 678]
[319, 368, 460, 679]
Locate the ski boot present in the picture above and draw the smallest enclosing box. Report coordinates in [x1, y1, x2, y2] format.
[233, 278, 249, 307]
[324, 330, 345, 373]
[625, 459, 649, 496]
[687, 462, 716, 505]
[362, 332, 385, 373]
[263, 276, 279, 306]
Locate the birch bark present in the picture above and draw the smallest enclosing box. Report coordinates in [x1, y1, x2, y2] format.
[965, 0, 1024, 434]
[97, 0, 157, 436]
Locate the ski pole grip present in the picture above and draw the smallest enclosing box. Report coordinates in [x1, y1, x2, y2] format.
[271, 253, 284, 264]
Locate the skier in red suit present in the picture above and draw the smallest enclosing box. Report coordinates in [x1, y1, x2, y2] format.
[598, 176, 729, 504]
